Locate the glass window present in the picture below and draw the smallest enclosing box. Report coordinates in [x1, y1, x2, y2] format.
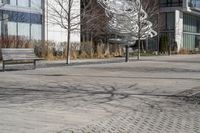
[183, 34, 195, 50]
[183, 14, 198, 33]
[31, 24, 41, 40]
[31, 14, 42, 24]
[7, 22, 17, 45]
[2, 0, 17, 6]
[166, 12, 175, 30]
[17, 12, 30, 23]
[160, 0, 182, 7]
[18, 0, 29, 7]
[10, 0, 17, 6]
[7, 21, 17, 36]
[18, 22, 30, 39]
[31, 0, 41, 9]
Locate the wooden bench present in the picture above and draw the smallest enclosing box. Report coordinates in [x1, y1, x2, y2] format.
[1, 48, 43, 71]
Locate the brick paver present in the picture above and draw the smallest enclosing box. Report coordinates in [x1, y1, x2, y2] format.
[0, 55, 200, 133]
[64, 109, 200, 133]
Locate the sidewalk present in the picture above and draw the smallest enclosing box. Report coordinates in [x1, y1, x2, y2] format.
[0, 55, 200, 133]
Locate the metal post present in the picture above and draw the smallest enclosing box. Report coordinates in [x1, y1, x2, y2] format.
[33, 60, 36, 69]
[125, 45, 129, 62]
[2, 61, 5, 72]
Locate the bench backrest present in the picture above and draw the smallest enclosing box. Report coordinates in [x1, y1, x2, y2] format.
[1, 48, 37, 61]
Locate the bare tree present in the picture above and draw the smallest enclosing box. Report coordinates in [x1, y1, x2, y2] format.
[48, 0, 92, 64]
[137, 0, 159, 60]
[81, 0, 109, 40]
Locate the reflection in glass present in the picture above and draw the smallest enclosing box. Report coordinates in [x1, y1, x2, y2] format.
[190, 0, 200, 8]
[18, 0, 29, 7]
[166, 13, 175, 30]
[10, 0, 17, 6]
[31, 0, 41, 9]
[18, 22, 30, 39]
[31, 24, 41, 40]
[8, 21, 17, 36]
[31, 13, 42, 24]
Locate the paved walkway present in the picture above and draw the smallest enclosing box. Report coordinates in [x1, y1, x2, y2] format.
[0, 55, 200, 133]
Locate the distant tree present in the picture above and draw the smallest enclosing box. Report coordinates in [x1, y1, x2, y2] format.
[138, 0, 159, 59]
[81, 0, 109, 43]
[48, 0, 92, 64]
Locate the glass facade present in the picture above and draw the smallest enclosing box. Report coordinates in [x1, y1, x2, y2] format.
[162, 12, 175, 42]
[160, 0, 183, 7]
[189, 0, 200, 8]
[160, 12, 175, 30]
[0, 0, 43, 48]
[1, 0, 41, 9]
[183, 14, 200, 50]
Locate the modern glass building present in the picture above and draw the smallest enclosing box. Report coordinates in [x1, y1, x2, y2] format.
[159, 0, 200, 51]
[0, 0, 44, 47]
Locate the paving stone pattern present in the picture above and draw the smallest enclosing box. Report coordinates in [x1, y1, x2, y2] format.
[1, 55, 200, 133]
[62, 109, 200, 133]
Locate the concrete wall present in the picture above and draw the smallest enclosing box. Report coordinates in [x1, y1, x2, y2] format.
[175, 10, 183, 52]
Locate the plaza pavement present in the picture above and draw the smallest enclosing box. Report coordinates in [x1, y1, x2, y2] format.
[0, 55, 200, 133]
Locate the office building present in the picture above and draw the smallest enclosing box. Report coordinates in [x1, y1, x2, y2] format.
[160, 0, 200, 51]
[0, 0, 44, 46]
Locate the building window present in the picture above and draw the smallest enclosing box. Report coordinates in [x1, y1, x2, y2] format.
[31, 24, 41, 40]
[1, 0, 42, 9]
[183, 14, 200, 33]
[7, 21, 17, 36]
[166, 12, 175, 30]
[189, 0, 200, 8]
[18, 0, 29, 7]
[160, 12, 175, 30]
[31, 0, 41, 9]
[0, 10, 42, 42]
[9, 0, 17, 6]
[160, 0, 183, 7]
[18, 22, 30, 40]
[183, 13, 200, 50]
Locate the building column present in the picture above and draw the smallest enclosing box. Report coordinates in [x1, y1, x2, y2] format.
[175, 10, 183, 52]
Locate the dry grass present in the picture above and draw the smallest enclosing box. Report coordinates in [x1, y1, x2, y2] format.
[0, 38, 124, 60]
[179, 48, 190, 55]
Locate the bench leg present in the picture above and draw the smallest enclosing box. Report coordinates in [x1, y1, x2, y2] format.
[2, 61, 5, 72]
[33, 60, 36, 69]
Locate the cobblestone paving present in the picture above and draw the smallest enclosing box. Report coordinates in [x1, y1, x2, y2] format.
[64, 109, 200, 133]
[0, 55, 200, 133]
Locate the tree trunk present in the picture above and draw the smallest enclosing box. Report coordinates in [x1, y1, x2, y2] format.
[125, 45, 129, 62]
[141, 41, 144, 52]
[66, 30, 71, 64]
[138, 0, 142, 60]
[66, 0, 71, 64]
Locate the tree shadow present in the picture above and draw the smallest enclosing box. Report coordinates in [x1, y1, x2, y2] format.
[29, 74, 200, 81]
[1, 81, 198, 113]
[0, 58, 136, 72]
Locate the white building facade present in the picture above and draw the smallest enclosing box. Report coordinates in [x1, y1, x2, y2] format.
[45, 0, 80, 44]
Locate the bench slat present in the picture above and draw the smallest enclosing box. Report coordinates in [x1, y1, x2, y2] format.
[1, 48, 43, 71]
[1, 48, 40, 61]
